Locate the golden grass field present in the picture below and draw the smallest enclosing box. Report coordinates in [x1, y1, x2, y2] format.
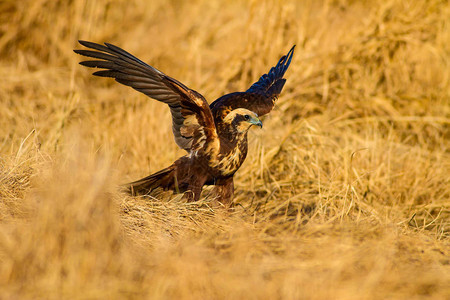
[0, 0, 449, 298]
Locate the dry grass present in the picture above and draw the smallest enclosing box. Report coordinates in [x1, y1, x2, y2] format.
[1, 0, 449, 299]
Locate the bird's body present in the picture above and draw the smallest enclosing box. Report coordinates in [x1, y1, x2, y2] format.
[130, 108, 259, 202]
[75, 41, 294, 205]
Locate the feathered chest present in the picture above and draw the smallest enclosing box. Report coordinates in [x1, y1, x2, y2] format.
[209, 134, 249, 177]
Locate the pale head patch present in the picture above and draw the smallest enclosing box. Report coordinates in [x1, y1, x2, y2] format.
[223, 108, 258, 124]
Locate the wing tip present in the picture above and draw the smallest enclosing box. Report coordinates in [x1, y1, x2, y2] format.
[284, 44, 295, 69]
[77, 39, 95, 48]
[245, 44, 295, 95]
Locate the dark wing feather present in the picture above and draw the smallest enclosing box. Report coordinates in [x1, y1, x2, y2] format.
[74, 40, 200, 151]
[210, 45, 295, 120]
[246, 45, 295, 97]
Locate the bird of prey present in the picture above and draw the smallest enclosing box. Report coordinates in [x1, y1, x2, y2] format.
[74, 41, 294, 205]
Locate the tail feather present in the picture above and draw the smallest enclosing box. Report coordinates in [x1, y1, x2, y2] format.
[125, 165, 176, 196]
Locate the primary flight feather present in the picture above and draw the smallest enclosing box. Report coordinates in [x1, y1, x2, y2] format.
[75, 41, 294, 205]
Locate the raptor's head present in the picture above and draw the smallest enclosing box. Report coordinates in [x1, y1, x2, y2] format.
[223, 108, 262, 133]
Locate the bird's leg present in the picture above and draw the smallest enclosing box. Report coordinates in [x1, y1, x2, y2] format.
[211, 177, 234, 207]
[182, 183, 203, 202]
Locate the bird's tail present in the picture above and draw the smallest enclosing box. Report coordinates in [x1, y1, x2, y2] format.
[125, 165, 177, 196]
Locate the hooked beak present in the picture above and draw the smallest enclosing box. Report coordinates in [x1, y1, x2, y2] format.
[250, 117, 263, 128]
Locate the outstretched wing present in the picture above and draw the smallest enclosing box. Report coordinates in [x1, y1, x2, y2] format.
[74, 40, 212, 152]
[246, 45, 295, 98]
[210, 45, 295, 120]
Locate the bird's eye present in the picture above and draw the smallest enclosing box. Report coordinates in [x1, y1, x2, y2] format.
[244, 115, 250, 120]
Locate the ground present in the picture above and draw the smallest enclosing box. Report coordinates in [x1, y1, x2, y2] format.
[0, 0, 449, 299]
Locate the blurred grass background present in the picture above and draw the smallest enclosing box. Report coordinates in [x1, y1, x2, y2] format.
[0, 0, 449, 299]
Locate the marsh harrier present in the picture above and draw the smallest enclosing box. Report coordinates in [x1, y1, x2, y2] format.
[75, 41, 294, 205]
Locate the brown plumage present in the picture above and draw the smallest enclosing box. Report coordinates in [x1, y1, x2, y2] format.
[74, 41, 294, 205]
